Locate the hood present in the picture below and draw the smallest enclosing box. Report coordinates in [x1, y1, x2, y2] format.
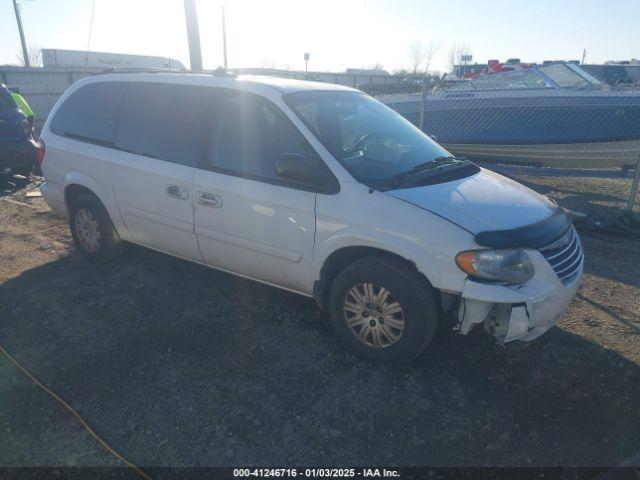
[386, 168, 556, 233]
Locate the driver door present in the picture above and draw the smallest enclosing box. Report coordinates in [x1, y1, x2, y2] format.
[193, 91, 328, 294]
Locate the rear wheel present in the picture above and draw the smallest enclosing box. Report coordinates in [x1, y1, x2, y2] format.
[328, 256, 439, 363]
[69, 194, 123, 263]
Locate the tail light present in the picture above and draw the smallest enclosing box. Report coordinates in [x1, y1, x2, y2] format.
[36, 139, 45, 166]
[22, 118, 32, 136]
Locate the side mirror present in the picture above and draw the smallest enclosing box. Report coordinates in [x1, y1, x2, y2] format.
[275, 153, 330, 187]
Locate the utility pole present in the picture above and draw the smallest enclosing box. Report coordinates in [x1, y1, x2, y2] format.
[581, 49, 587, 65]
[183, 0, 203, 71]
[86, 0, 97, 67]
[12, 0, 30, 67]
[222, 6, 228, 68]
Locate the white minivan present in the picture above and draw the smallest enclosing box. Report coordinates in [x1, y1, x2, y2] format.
[39, 71, 583, 363]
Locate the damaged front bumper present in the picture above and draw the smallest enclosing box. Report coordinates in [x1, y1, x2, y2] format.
[454, 249, 582, 343]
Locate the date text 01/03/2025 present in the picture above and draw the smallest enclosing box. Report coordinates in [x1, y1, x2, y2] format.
[232, 468, 401, 478]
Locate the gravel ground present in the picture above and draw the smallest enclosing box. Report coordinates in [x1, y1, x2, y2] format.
[0, 169, 639, 469]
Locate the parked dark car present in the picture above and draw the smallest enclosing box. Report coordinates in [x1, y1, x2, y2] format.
[1, 83, 40, 175]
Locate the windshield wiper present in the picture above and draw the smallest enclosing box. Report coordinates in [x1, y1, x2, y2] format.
[390, 155, 464, 186]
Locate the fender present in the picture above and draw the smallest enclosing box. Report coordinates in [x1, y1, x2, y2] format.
[311, 226, 470, 293]
[63, 171, 132, 241]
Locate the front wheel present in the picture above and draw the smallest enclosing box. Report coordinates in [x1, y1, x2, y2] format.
[328, 256, 439, 363]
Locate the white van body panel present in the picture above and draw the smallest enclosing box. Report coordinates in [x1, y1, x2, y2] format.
[313, 182, 476, 293]
[110, 150, 202, 261]
[37, 126, 128, 236]
[193, 169, 316, 294]
[387, 168, 557, 232]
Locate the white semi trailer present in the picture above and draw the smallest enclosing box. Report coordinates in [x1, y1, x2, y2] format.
[42, 49, 185, 70]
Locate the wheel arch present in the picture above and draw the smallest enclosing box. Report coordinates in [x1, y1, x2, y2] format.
[313, 245, 437, 311]
[62, 172, 129, 240]
[64, 183, 97, 207]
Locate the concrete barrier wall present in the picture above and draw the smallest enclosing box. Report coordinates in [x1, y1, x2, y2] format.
[1, 67, 96, 124]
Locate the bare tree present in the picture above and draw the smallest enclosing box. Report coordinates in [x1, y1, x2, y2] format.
[407, 41, 426, 76]
[408, 40, 441, 77]
[422, 41, 441, 75]
[15, 44, 42, 67]
[416, 41, 442, 131]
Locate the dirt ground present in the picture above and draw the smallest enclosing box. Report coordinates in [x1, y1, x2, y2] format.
[0, 168, 639, 469]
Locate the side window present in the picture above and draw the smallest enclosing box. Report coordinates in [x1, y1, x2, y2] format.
[210, 92, 320, 182]
[114, 82, 210, 167]
[51, 82, 126, 144]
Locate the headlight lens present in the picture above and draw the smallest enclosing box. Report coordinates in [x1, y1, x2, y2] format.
[455, 249, 534, 284]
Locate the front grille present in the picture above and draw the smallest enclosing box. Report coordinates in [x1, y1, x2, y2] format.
[539, 226, 584, 285]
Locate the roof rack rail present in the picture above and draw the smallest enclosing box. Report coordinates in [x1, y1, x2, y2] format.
[97, 67, 185, 75]
[96, 67, 238, 77]
[211, 66, 237, 77]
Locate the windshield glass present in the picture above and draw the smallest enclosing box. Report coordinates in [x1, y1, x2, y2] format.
[283, 91, 452, 185]
[539, 63, 601, 88]
[448, 70, 550, 91]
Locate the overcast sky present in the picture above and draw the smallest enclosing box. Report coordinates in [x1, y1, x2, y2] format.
[1, 0, 639, 73]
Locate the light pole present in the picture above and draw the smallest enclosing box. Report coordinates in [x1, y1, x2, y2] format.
[12, 0, 30, 67]
[304, 52, 310, 73]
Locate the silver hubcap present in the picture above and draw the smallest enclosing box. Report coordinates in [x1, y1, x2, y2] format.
[74, 208, 101, 253]
[343, 283, 405, 349]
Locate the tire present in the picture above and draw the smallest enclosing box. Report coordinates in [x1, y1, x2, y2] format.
[69, 194, 123, 263]
[328, 256, 439, 363]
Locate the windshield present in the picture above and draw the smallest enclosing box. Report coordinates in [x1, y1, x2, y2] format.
[539, 63, 602, 88]
[284, 91, 452, 186]
[448, 70, 550, 91]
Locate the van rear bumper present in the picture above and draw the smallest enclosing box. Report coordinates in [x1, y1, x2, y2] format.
[40, 181, 67, 217]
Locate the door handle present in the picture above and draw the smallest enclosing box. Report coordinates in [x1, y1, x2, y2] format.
[197, 191, 223, 208]
[166, 185, 189, 200]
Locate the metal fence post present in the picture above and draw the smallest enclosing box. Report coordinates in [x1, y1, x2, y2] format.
[626, 155, 640, 213]
[419, 76, 427, 131]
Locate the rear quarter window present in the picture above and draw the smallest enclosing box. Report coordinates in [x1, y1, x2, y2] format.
[114, 82, 211, 167]
[51, 82, 126, 144]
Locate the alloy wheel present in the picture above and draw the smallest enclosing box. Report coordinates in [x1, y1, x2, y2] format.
[74, 208, 102, 253]
[343, 283, 405, 348]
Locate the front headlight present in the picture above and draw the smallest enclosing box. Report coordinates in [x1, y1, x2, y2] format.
[455, 249, 534, 284]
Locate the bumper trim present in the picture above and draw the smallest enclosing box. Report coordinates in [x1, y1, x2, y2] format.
[40, 181, 67, 217]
